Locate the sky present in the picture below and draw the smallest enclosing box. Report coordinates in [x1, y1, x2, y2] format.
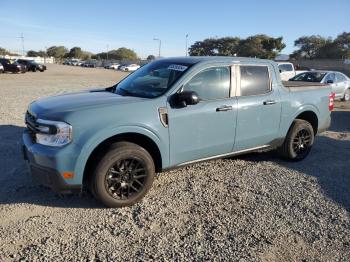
[0, 0, 349, 59]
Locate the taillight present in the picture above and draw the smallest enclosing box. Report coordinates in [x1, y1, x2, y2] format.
[329, 92, 335, 111]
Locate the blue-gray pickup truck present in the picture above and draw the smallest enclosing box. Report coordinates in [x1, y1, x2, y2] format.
[23, 57, 333, 207]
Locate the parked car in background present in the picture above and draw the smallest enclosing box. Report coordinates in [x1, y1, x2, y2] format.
[23, 57, 333, 207]
[0, 63, 4, 73]
[0, 58, 27, 73]
[71, 60, 82, 66]
[289, 71, 350, 101]
[277, 62, 307, 81]
[104, 63, 120, 69]
[17, 59, 47, 72]
[81, 60, 98, 68]
[119, 64, 140, 72]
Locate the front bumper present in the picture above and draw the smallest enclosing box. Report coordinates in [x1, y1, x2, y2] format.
[22, 129, 82, 193]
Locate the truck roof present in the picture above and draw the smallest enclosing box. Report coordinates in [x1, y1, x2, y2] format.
[159, 56, 274, 65]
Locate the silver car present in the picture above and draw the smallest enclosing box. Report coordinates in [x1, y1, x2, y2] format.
[289, 71, 350, 101]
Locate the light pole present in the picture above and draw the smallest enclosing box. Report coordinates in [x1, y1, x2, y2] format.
[185, 34, 189, 56]
[106, 44, 109, 60]
[15, 33, 25, 56]
[153, 38, 161, 58]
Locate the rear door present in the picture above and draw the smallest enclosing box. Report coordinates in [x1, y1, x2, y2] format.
[168, 65, 237, 165]
[234, 64, 282, 151]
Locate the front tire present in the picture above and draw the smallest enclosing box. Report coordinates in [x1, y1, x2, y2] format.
[277, 119, 314, 161]
[93, 142, 155, 208]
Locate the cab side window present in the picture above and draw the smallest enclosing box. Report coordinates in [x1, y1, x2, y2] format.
[240, 66, 270, 96]
[183, 67, 230, 100]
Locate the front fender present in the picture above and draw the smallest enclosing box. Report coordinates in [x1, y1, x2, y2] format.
[73, 125, 168, 184]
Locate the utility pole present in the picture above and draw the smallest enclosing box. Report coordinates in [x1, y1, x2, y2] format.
[20, 33, 25, 56]
[153, 38, 161, 58]
[185, 34, 189, 56]
[44, 46, 47, 64]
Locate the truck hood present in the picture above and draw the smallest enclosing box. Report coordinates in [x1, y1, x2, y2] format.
[29, 89, 146, 117]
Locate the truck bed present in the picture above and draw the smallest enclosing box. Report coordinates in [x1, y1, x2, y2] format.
[283, 81, 328, 91]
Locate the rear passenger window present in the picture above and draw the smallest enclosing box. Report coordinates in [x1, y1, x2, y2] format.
[183, 67, 230, 100]
[240, 66, 270, 96]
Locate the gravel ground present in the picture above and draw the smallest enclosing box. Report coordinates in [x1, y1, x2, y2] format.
[0, 64, 349, 261]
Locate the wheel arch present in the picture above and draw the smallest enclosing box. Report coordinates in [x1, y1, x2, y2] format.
[280, 106, 320, 140]
[294, 110, 318, 135]
[81, 131, 163, 187]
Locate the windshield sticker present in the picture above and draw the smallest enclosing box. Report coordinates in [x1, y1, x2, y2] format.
[168, 64, 188, 71]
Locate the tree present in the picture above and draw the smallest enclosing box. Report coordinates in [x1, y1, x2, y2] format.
[0, 47, 19, 56]
[293, 35, 328, 59]
[292, 33, 350, 59]
[81, 51, 93, 60]
[66, 47, 83, 59]
[0, 47, 8, 56]
[238, 35, 285, 59]
[189, 38, 218, 56]
[94, 47, 138, 60]
[46, 46, 68, 59]
[334, 32, 350, 58]
[113, 47, 137, 60]
[27, 50, 46, 57]
[216, 37, 240, 56]
[189, 35, 285, 59]
[147, 55, 156, 61]
[315, 41, 344, 59]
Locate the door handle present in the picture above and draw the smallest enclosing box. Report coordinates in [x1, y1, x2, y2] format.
[263, 100, 276, 105]
[216, 105, 233, 112]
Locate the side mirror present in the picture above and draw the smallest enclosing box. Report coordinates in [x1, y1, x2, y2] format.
[279, 69, 282, 73]
[327, 80, 334, 84]
[172, 91, 199, 107]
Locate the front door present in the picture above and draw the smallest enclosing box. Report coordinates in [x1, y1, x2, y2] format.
[168, 66, 237, 166]
[234, 64, 282, 151]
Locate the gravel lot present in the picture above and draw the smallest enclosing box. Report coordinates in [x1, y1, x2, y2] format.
[0, 64, 349, 261]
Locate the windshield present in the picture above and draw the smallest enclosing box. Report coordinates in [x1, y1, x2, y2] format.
[115, 60, 193, 98]
[290, 72, 326, 82]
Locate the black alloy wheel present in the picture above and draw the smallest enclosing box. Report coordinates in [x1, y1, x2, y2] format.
[291, 128, 312, 159]
[105, 158, 147, 200]
[93, 142, 155, 208]
[277, 119, 314, 161]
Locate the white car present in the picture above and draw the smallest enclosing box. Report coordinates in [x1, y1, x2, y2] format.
[104, 63, 120, 70]
[277, 62, 306, 81]
[120, 64, 140, 72]
[289, 71, 350, 101]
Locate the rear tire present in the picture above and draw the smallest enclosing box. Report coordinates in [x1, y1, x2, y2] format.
[277, 119, 314, 161]
[92, 142, 155, 208]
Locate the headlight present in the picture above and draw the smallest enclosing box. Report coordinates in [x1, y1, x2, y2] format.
[35, 119, 72, 147]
